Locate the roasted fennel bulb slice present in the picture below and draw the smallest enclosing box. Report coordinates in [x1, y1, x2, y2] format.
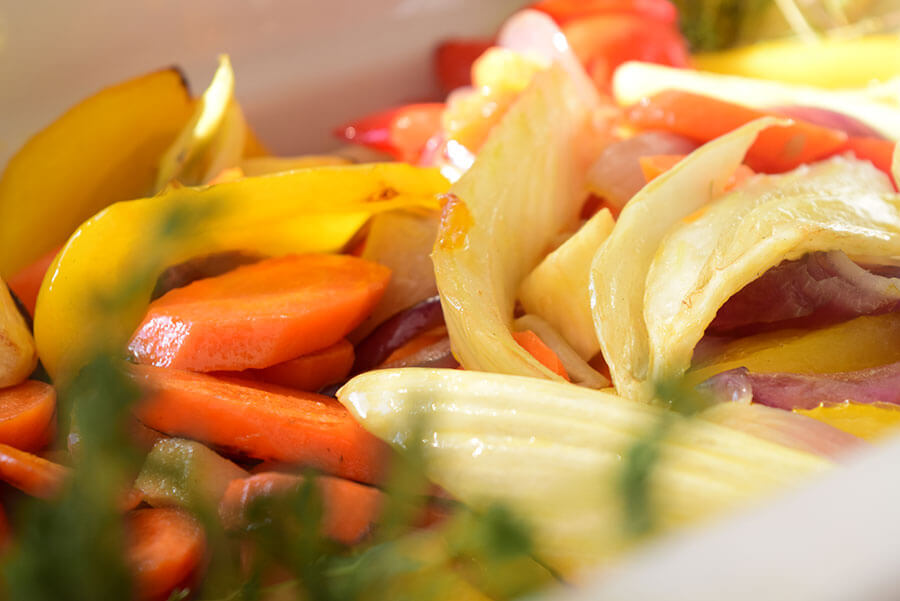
[338, 368, 829, 576]
[432, 65, 593, 380]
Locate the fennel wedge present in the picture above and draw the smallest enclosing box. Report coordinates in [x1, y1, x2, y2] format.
[432, 65, 594, 379]
[338, 368, 829, 576]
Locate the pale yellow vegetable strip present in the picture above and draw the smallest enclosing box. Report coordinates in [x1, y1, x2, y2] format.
[590, 119, 780, 402]
[0, 279, 37, 387]
[34, 164, 447, 380]
[519, 208, 614, 360]
[338, 368, 829, 576]
[645, 156, 900, 387]
[432, 65, 592, 380]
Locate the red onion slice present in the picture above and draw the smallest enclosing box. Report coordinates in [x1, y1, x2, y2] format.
[770, 105, 886, 140]
[701, 362, 900, 411]
[380, 337, 459, 370]
[586, 131, 698, 210]
[352, 295, 444, 374]
[710, 251, 900, 335]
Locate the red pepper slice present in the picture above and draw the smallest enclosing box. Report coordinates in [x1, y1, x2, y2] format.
[334, 103, 445, 164]
[531, 0, 678, 25]
[434, 39, 494, 93]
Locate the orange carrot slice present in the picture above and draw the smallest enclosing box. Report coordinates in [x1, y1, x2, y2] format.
[126, 507, 206, 601]
[640, 154, 755, 190]
[626, 90, 848, 173]
[512, 330, 570, 381]
[0, 442, 68, 498]
[380, 326, 449, 366]
[0, 380, 56, 452]
[220, 471, 382, 545]
[129, 254, 391, 372]
[6, 245, 60, 317]
[131, 365, 388, 484]
[839, 136, 896, 182]
[240, 339, 355, 392]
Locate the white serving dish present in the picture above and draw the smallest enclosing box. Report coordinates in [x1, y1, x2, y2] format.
[3, 1, 900, 599]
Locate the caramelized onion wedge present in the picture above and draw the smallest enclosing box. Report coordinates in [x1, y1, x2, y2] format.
[352, 296, 443, 374]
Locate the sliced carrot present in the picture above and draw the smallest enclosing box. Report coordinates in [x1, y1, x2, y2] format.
[129, 254, 391, 372]
[220, 471, 382, 545]
[626, 90, 848, 173]
[0, 442, 68, 498]
[6, 245, 60, 317]
[0, 380, 56, 452]
[131, 364, 388, 484]
[640, 154, 755, 190]
[126, 507, 206, 601]
[512, 330, 570, 381]
[239, 339, 355, 392]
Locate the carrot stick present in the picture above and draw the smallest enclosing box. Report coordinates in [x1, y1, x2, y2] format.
[640, 154, 755, 190]
[220, 472, 382, 545]
[131, 364, 388, 484]
[6, 245, 60, 317]
[239, 339, 355, 392]
[129, 254, 391, 372]
[0, 442, 68, 498]
[512, 330, 570, 381]
[626, 90, 848, 172]
[0, 380, 56, 452]
[125, 507, 206, 601]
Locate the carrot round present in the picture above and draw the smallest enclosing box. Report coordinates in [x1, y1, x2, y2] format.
[126, 507, 206, 601]
[0, 442, 68, 498]
[6, 246, 60, 317]
[240, 338, 355, 392]
[131, 364, 388, 484]
[220, 472, 382, 545]
[839, 136, 896, 181]
[0, 380, 56, 452]
[512, 330, 570, 381]
[626, 90, 848, 172]
[129, 254, 391, 372]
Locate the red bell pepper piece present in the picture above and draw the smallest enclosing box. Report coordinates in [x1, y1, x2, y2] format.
[434, 39, 494, 93]
[334, 103, 445, 164]
[531, 0, 678, 25]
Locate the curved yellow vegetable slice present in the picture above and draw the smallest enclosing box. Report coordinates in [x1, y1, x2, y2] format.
[519, 208, 614, 361]
[692, 36, 900, 89]
[645, 156, 900, 391]
[0, 68, 194, 277]
[155, 55, 245, 189]
[0, 281, 37, 387]
[796, 402, 900, 441]
[687, 313, 900, 387]
[35, 164, 448, 381]
[338, 368, 829, 576]
[591, 119, 778, 401]
[432, 65, 593, 380]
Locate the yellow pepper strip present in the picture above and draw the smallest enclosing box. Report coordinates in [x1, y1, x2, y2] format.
[0, 280, 37, 387]
[796, 402, 900, 442]
[34, 163, 447, 381]
[692, 35, 900, 89]
[0, 69, 194, 278]
[686, 313, 900, 387]
[155, 55, 245, 190]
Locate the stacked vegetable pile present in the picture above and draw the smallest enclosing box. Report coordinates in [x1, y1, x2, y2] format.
[1, 1, 899, 599]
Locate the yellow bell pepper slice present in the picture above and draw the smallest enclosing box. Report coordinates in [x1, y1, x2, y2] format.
[155, 55, 246, 189]
[796, 402, 900, 442]
[692, 35, 900, 89]
[0, 279, 37, 387]
[0, 69, 194, 278]
[34, 163, 447, 381]
[687, 313, 900, 387]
